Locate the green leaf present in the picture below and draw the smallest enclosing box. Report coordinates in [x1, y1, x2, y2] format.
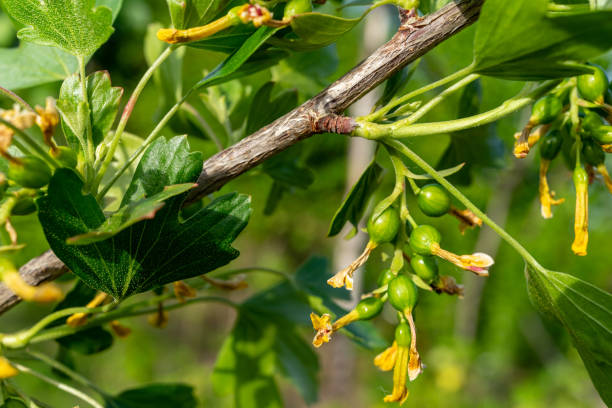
[188, 25, 255, 53]
[526, 266, 612, 405]
[167, 0, 230, 29]
[473, 0, 612, 80]
[276, 324, 319, 404]
[0, 43, 78, 90]
[67, 183, 196, 245]
[269, 12, 364, 51]
[57, 71, 123, 152]
[195, 26, 282, 90]
[106, 383, 198, 408]
[96, 0, 123, 22]
[37, 136, 251, 299]
[246, 82, 298, 135]
[1, 0, 114, 57]
[328, 159, 382, 237]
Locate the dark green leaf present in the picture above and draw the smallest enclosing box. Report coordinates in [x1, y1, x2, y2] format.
[473, 0, 612, 79]
[263, 181, 286, 216]
[167, 0, 229, 29]
[195, 26, 282, 90]
[374, 62, 419, 110]
[328, 159, 382, 237]
[37, 137, 251, 299]
[262, 148, 314, 190]
[246, 82, 298, 135]
[276, 325, 319, 404]
[526, 266, 612, 405]
[106, 383, 198, 408]
[188, 25, 255, 53]
[1, 0, 114, 57]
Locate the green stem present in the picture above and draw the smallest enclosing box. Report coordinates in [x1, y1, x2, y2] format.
[398, 73, 480, 126]
[0, 118, 61, 169]
[10, 362, 104, 408]
[92, 46, 176, 196]
[25, 349, 110, 398]
[384, 139, 546, 273]
[0, 86, 34, 112]
[356, 81, 559, 140]
[362, 65, 475, 122]
[97, 86, 193, 200]
[0, 306, 105, 349]
[28, 296, 237, 345]
[210, 267, 293, 282]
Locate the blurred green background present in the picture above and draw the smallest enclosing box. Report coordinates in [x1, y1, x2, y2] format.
[0, 1, 610, 407]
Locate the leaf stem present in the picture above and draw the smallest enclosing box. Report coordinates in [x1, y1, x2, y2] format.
[92, 45, 176, 196]
[10, 362, 104, 408]
[0, 86, 34, 112]
[78, 56, 95, 174]
[356, 81, 560, 140]
[384, 139, 546, 273]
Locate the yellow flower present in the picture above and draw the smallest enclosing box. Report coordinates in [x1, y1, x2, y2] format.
[327, 241, 377, 290]
[110, 321, 132, 338]
[449, 207, 482, 234]
[383, 344, 410, 405]
[0, 258, 63, 303]
[374, 341, 398, 372]
[538, 159, 564, 219]
[35, 97, 59, 149]
[310, 313, 333, 347]
[594, 164, 612, 194]
[66, 292, 109, 327]
[430, 244, 493, 276]
[0, 357, 18, 379]
[571, 166, 589, 256]
[173, 280, 197, 303]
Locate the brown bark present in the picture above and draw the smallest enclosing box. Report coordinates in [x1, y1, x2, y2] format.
[0, 0, 483, 315]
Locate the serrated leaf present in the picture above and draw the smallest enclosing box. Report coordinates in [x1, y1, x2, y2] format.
[2, 0, 114, 57]
[37, 136, 251, 299]
[328, 159, 382, 237]
[525, 266, 612, 405]
[106, 383, 198, 408]
[270, 12, 364, 51]
[473, 0, 612, 80]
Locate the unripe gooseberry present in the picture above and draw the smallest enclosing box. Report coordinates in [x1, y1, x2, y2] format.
[577, 64, 609, 103]
[539, 130, 563, 161]
[7, 156, 52, 189]
[410, 254, 439, 284]
[377, 268, 395, 287]
[591, 125, 612, 145]
[388, 274, 418, 312]
[284, 0, 311, 19]
[11, 197, 36, 216]
[417, 184, 451, 217]
[530, 94, 563, 125]
[582, 139, 605, 166]
[367, 207, 400, 244]
[395, 322, 411, 347]
[355, 297, 384, 320]
[409, 225, 441, 255]
[581, 109, 604, 134]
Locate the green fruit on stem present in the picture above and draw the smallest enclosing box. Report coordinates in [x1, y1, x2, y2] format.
[409, 224, 441, 255]
[530, 94, 563, 125]
[367, 207, 400, 244]
[355, 297, 384, 320]
[7, 156, 51, 189]
[583, 139, 605, 166]
[580, 109, 604, 134]
[577, 64, 609, 104]
[284, 0, 311, 19]
[377, 268, 395, 287]
[574, 165, 589, 186]
[591, 125, 612, 145]
[539, 129, 563, 161]
[388, 274, 418, 312]
[52, 146, 77, 169]
[410, 254, 438, 284]
[417, 184, 451, 217]
[395, 322, 411, 347]
[12, 197, 36, 216]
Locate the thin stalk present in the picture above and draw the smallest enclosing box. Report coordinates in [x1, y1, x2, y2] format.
[93, 46, 176, 195]
[385, 139, 546, 273]
[97, 87, 193, 200]
[11, 362, 104, 408]
[25, 349, 110, 398]
[29, 296, 237, 345]
[210, 267, 293, 282]
[356, 81, 559, 140]
[0, 86, 34, 112]
[78, 56, 95, 170]
[398, 73, 480, 126]
[362, 65, 475, 122]
[0, 118, 61, 169]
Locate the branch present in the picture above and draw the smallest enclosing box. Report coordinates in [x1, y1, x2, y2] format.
[0, 0, 483, 316]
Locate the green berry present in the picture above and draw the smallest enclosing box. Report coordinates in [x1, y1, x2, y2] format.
[395, 322, 411, 347]
[11, 197, 36, 216]
[574, 165, 589, 186]
[367, 207, 400, 244]
[539, 129, 563, 161]
[355, 297, 384, 320]
[388, 274, 418, 312]
[592, 125, 612, 145]
[377, 268, 395, 287]
[417, 184, 451, 217]
[409, 225, 441, 255]
[52, 146, 77, 169]
[7, 156, 52, 189]
[577, 64, 609, 103]
[581, 109, 604, 134]
[583, 139, 605, 166]
[284, 0, 311, 19]
[410, 254, 438, 284]
[530, 94, 563, 125]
